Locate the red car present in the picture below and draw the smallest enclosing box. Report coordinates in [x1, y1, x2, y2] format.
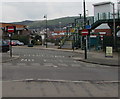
[6, 40, 17, 46]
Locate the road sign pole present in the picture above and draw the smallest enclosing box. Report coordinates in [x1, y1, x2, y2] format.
[9, 34, 12, 57]
[7, 26, 16, 57]
[85, 35, 87, 59]
[81, 36, 82, 49]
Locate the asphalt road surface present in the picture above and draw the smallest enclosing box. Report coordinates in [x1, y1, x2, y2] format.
[2, 47, 118, 81]
[2, 47, 119, 97]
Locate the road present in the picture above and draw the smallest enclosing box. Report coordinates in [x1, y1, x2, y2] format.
[2, 46, 119, 97]
[2, 47, 118, 81]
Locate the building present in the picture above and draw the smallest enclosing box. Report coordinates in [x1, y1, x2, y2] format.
[93, 2, 113, 21]
[92, 2, 114, 38]
[0, 23, 30, 39]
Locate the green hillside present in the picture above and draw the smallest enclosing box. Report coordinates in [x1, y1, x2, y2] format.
[28, 16, 79, 29]
[12, 16, 94, 30]
[12, 16, 79, 30]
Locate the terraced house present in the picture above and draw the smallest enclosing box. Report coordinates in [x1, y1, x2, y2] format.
[0, 23, 30, 39]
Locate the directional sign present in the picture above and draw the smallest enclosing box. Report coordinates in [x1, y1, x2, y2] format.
[81, 29, 88, 36]
[85, 25, 91, 29]
[6, 26, 16, 33]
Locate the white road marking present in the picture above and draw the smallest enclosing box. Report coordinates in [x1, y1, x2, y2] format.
[44, 59, 47, 62]
[53, 65, 58, 68]
[21, 59, 34, 62]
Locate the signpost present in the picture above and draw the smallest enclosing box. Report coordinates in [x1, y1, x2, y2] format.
[81, 29, 89, 59]
[7, 26, 15, 33]
[81, 29, 89, 36]
[6, 26, 16, 57]
[85, 25, 91, 29]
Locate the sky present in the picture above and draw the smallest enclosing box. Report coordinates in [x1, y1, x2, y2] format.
[0, 0, 118, 22]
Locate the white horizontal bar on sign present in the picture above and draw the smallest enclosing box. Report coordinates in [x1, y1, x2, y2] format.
[90, 35, 97, 38]
[8, 29, 14, 30]
[82, 32, 88, 33]
[99, 32, 106, 34]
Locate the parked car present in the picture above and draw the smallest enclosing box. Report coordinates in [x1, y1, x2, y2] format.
[6, 40, 24, 46]
[6, 40, 17, 46]
[14, 40, 24, 46]
[0, 40, 9, 52]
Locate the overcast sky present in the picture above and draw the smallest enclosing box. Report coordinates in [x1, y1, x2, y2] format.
[0, 0, 118, 22]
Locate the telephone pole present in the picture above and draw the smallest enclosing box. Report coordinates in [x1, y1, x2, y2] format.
[83, 0, 87, 59]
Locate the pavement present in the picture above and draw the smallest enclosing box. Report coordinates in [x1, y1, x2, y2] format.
[1, 52, 20, 63]
[12, 45, 119, 67]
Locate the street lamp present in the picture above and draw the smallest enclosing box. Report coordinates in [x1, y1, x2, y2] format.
[59, 22, 61, 32]
[44, 15, 48, 48]
[112, 3, 116, 50]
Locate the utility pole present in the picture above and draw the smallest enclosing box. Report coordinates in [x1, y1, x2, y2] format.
[83, 0, 87, 59]
[112, 3, 116, 51]
[44, 15, 47, 48]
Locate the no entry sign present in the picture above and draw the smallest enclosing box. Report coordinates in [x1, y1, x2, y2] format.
[81, 29, 88, 36]
[6, 26, 16, 33]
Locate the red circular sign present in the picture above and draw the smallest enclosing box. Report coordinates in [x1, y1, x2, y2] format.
[81, 29, 88, 36]
[7, 26, 15, 33]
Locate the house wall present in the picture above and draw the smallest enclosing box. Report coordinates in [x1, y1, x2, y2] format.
[93, 2, 113, 35]
[94, 2, 113, 21]
[0, 23, 30, 38]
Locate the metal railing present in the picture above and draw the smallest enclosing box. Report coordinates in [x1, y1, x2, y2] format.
[94, 11, 120, 22]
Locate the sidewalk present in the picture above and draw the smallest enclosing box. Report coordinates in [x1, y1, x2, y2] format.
[1, 52, 19, 63]
[73, 49, 119, 66]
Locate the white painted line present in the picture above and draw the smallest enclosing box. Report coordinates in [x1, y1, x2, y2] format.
[53, 65, 58, 68]
[31, 59, 34, 62]
[44, 59, 47, 62]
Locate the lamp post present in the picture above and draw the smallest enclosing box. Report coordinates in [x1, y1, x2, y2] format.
[44, 15, 47, 48]
[59, 22, 61, 32]
[83, 0, 87, 59]
[112, 3, 116, 50]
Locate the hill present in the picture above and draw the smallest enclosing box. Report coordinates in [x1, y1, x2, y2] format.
[12, 16, 94, 30]
[12, 16, 79, 30]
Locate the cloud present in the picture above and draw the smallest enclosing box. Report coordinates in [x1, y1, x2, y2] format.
[1, 0, 117, 22]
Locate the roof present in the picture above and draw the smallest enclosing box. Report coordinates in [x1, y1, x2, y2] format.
[0, 23, 26, 28]
[93, 2, 113, 6]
